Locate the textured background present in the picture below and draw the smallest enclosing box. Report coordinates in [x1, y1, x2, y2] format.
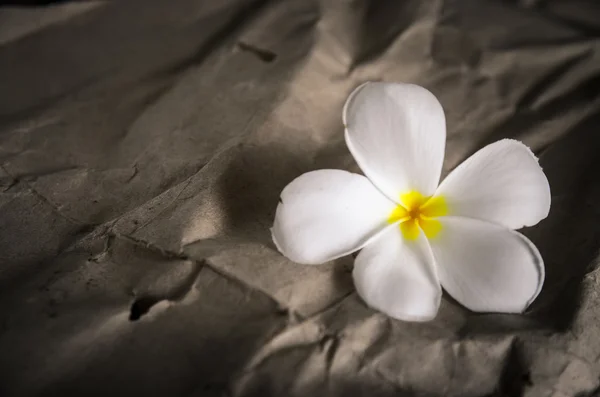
[1, 1, 600, 396]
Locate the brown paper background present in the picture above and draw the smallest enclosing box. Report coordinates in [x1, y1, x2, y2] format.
[1, 1, 600, 396]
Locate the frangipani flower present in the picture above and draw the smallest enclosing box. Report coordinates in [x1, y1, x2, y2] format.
[272, 82, 550, 322]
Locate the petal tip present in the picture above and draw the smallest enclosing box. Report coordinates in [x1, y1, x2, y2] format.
[343, 81, 444, 128]
[498, 138, 540, 162]
[356, 291, 440, 322]
[342, 81, 372, 126]
[270, 226, 284, 255]
[388, 311, 438, 322]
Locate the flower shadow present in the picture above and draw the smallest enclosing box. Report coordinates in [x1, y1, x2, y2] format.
[215, 142, 313, 247]
[212, 138, 357, 297]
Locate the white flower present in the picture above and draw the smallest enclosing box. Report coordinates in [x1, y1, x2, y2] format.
[272, 82, 550, 322]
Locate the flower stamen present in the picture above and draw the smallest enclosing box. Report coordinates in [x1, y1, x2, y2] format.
[387, 191, 448, 240]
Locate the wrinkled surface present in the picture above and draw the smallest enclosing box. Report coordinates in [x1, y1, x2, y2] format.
[1, 1, 600, 396]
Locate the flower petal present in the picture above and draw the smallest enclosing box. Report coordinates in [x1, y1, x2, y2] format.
[343, 82, 446, 200]
[429, 216, 544, 313]
[272, 169, 396, 265]
[435, 139, 551, 229]
[353, 226, 441, 321]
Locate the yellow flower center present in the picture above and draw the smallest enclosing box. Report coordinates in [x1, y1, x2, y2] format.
[387, 191, 448, 240]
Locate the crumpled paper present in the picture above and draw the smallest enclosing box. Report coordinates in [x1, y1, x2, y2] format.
[1, 0, 599, 396]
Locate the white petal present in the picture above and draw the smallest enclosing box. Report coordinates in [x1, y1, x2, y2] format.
[343, 82, 446, 200]
[435, 139, 551, 229]
[353, 226, 441, 321]
[272, 169, 396, 265]
[429, 216, 544, 313]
